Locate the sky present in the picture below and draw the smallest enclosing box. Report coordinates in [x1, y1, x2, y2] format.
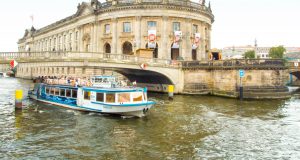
[0, 0, 299, 52]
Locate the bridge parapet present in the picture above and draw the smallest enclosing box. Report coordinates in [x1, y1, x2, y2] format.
[0, 52, 179, 68]
[182, 59, 287, 70]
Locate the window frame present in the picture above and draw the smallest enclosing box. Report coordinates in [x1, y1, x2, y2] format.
[173, 22, 180, 32]
[123, 22, 132, 33]
[104, 24, 110, 34]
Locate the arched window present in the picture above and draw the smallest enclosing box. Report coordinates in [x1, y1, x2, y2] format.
[122, 41, 133, 55]
[104, 43, 111, 53]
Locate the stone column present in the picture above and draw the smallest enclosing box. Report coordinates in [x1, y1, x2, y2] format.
[200, 22, 206, 60]
[79, 26, 83, 52]
[161, 16, 169, 59]
[72, 29, 76, 52]
[89, 24, 94, 52]
[207, 25, 212, 60]
[135, 16, 142, 51]
[112, 18, 118, 54]
[184, 19, 192, 61]
[94, 21, 99, 53]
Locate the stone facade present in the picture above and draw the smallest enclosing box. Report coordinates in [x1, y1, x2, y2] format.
[18, 0, 214, 61]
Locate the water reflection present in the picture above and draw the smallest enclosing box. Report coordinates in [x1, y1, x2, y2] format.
[1, 78, 300, 159]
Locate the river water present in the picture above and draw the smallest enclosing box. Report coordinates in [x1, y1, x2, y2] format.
[1, 78, 300, 159]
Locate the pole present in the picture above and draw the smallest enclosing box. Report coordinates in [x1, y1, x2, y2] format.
[239, 77, 243, 100]
[168, 85, 174, 100]
[15, 90, 23, 109]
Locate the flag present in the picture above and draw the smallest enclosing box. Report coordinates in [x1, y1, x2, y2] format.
[30, 15, 34, 22]
[10, 60, 18, 69]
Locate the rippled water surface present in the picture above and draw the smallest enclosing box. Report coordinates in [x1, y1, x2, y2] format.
[1, 78, 300, 159]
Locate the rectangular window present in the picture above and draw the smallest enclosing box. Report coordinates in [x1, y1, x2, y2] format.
[46, 87, 50, 94]
[84, 91, 90, 100]
[132, 92, 143, 102]
[147, 21, 157, 30]
[173, 22, 180, 31]
[75, 31, 78, 41]
[55, 88, 60, 96]
[96, 93, 104, 102]
[50, 88, 55, 95]
[60, 89, 66, 97]
[123, 22, 131, 33]
[118, 93, 131, 103]
[66, 89, 71, 97]
[106, 93, 115, 103]
[105, 24, 110, 34]
[72, 90, 77, 99]
[193, 24, 198, 34]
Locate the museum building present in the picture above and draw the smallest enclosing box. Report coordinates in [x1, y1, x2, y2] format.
[18, 0, 214, 61]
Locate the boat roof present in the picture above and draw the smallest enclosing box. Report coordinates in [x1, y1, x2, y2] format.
[42, 83, 146, 92]
[82, 86, 146, 93]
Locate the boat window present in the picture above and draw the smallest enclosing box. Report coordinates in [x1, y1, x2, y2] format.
[50, 88, 55, 95]
[118, 93, 131, 103]
[96, 93, 104, 102]
[55, 88, 60, 95]
[106, 93, 115, 103]
[46, 87, 50, 94]
[103, 78, 108, 83]
[72, 90, 77, 98]
[95, 78, 102, 83]
[84, 91, 90, 100]
[60, 89, 66, 97]
[66, 89, 71, 97]
[132, 92, 143, 102]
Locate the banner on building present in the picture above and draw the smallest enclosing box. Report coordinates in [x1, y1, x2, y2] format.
[192, 33, 201, 49]
[148, 30, 156, 48]
[172, 31, 182, 49]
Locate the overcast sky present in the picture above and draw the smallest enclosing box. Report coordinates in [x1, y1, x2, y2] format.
[0, 0, 299, 52]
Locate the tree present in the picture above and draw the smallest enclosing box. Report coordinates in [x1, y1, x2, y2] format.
[244, 50, 255, 59]
[269, 46, 286, 59]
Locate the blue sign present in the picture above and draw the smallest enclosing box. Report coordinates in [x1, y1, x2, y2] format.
[239, 69, 245, 78]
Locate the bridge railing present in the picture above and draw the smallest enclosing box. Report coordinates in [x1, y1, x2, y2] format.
[181, 59, 286, 69]
[0, 52, 179, 68]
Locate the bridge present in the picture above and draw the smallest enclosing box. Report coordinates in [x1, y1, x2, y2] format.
[0, 52, 292, 99]
[287, 61, 300, 86]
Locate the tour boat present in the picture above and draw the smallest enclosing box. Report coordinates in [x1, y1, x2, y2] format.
[28, 76, 155, 117]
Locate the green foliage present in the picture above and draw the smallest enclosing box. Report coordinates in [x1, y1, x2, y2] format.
[244, 50, 255, 59]
[269, 46, 286, 59]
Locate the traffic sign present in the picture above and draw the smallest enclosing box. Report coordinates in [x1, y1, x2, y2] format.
[239, 69, 245, 78]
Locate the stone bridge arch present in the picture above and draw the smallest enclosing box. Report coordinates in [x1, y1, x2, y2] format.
[15, 61, 184, 93]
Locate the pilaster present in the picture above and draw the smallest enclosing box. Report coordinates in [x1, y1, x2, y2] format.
[112, 18, 118, 54]
[161, 16, 169, 59]
[135, 16, 142, 51]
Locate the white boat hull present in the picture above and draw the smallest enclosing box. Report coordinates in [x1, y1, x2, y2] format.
[29, 89, 153, 117]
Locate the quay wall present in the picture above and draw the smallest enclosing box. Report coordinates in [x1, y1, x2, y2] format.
[183, 69, 290, 99]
